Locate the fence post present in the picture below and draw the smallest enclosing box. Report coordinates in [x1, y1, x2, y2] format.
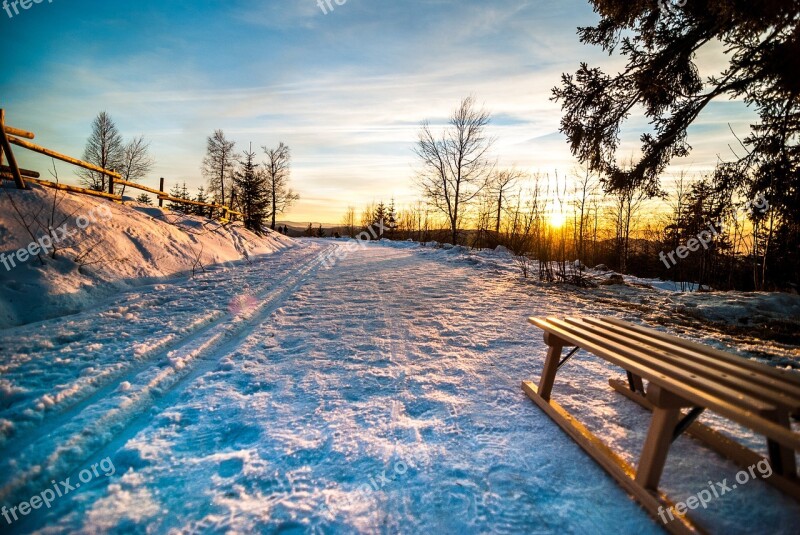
[159, 177, 165, 207]
[0, 109, 27, 190]
[108, 169, 115, 195]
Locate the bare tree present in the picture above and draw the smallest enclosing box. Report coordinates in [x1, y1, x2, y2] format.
[607, 184, 648, 273]
[202, 130, 237, 209]
[472, 189, 495, 248]
[415, 96, 495, 245]
[490, 168, 524, 234]
[78, 112, 124, 192]
[360, 202, 376, 230]
[571, 166, 597, 264]
[341, 206, 356, 238]
[118, 135, 154, 197]
[262, 142, 299, 230]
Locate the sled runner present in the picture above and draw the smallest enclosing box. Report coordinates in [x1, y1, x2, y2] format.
[523, 316, 800, 534]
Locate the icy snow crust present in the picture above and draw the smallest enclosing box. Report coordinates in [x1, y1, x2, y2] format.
[1, 236, 799, 533]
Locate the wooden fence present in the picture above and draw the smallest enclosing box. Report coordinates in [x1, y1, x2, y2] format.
[0, 109, 243, 220]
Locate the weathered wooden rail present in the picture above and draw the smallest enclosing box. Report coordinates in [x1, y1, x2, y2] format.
[0, 109, 242, 220]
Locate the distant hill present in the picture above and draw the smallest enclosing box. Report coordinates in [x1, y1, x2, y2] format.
[276, 222, 339, 238]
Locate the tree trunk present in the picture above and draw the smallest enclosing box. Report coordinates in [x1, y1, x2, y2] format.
[495, 190, 502, 234]
[271, 184, 277, 230]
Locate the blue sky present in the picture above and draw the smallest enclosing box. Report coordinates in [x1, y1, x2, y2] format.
[1, 0, 755, 223]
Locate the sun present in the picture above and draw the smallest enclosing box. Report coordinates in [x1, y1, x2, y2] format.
[549, 209, 567, 229]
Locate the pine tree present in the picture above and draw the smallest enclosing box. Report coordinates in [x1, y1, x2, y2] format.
[374, 202, 387, 225]
[136, 193, 153, 206]
[194, 186, 209, 217]
[168, 182, 191, 214]
[553, 0, 799, 285]
[233, 144, 270, 233]
[373, 202, 388, 238]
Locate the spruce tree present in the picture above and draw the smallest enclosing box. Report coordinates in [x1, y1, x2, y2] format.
[194, 186, 209, 217]
[233, 144, 269, 233]
[136, 193, 153, 206]
[168, 182, 191, 214]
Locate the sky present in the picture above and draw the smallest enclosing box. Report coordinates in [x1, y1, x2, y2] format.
[1, 0, 757, 224]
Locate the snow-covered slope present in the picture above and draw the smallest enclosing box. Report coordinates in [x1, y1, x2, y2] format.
[0, 184, 294, 328]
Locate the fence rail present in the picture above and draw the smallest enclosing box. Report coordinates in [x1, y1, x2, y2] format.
[1, 175, 122, 201]
[0, 109, 243, 221]
[7, 134, 122, 181]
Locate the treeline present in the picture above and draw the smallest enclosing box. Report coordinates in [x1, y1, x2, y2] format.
[340, 97, 794, 292]
[345, 171, 782, 291]
[76, 112, 299, 234]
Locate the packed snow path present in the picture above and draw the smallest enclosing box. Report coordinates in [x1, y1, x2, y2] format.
[1, 241, 797, 533]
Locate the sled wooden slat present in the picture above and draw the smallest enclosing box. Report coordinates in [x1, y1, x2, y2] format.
[600, 317, 800, 389]
[563, 317, 800, 413]
[523, 316, 800, 534]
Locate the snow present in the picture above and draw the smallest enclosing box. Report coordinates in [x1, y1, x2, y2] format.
[0, 184, 293, 328]
[403, 242, 800, 362]
[2, 201, 800, 533]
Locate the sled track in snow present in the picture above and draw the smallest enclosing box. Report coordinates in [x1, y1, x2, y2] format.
[0, 244, 322, 456]
[0, 243, 336, 508]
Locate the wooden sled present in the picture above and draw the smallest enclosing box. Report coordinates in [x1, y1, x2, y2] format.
[523, 316, 800, 534]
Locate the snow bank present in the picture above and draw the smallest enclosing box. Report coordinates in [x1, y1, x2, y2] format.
[0, 184, 295, 328]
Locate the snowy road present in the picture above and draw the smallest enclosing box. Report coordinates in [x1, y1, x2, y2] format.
[1, 241, 796, 533]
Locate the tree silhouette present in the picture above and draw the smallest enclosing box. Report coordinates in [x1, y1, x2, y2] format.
[78, 112, 124, 192]
[262, 142, 299, 231]
[554, 0, 799, 286]
[234, 144, 270, 233]
[416, 97, 494, 245]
